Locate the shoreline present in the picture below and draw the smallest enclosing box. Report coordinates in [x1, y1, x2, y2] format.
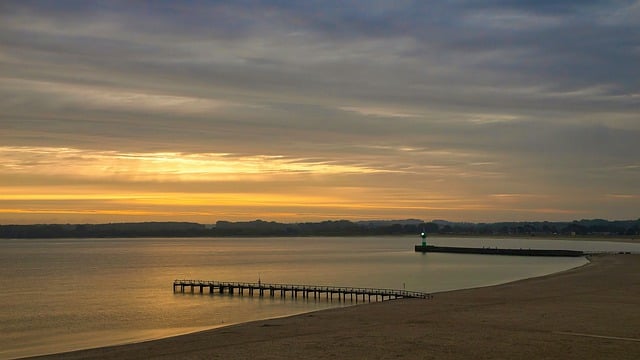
[3, 234, 639, 244]
[3, 236, 596, 360]
[30, 253, 640, 359]
[20, 258, 586, 359]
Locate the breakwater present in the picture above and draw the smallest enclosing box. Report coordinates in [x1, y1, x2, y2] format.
[415, 245, 584, 257]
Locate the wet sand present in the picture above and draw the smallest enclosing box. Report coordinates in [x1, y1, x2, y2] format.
[31, 254, 640, 359]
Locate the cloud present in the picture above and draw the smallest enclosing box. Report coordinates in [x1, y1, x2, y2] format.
[339, 106, 418, 118]
[2, 78, 238, 114]
[0, 146, 386, 182]
[1, 0, 638, 222]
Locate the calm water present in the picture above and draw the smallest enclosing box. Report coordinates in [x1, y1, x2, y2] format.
[2, 236, 637, 359]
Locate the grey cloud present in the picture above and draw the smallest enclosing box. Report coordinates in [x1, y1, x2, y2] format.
[4, 1, 637, 109]
[1, 0, 639, 220]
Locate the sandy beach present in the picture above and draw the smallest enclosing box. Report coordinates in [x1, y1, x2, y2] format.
[31, 254, 640, 359]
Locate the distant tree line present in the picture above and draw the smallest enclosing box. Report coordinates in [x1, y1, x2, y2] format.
[0, 222, 209, 238]
[433, 219, 640, 237]
[0, 219, 638, 239]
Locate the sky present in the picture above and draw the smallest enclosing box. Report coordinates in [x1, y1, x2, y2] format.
[1, 0, 639, 224]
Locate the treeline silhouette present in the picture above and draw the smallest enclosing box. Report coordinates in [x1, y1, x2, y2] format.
[1, 219, 639, 238]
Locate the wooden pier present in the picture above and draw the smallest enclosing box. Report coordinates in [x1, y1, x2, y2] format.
[173, 280, 431, 302]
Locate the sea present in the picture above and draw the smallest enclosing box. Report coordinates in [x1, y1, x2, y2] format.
[1, 235, 639, 359]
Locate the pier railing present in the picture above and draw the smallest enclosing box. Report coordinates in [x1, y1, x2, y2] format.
[173, 279, 432, 301]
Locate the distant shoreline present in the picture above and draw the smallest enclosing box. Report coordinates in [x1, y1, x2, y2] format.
[2, 232, 638, 244]
[2, 219, 639, 240]
[435, 233, 640, 243]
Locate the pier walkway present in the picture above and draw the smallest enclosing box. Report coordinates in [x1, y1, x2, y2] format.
[173, 280, 431, 302]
